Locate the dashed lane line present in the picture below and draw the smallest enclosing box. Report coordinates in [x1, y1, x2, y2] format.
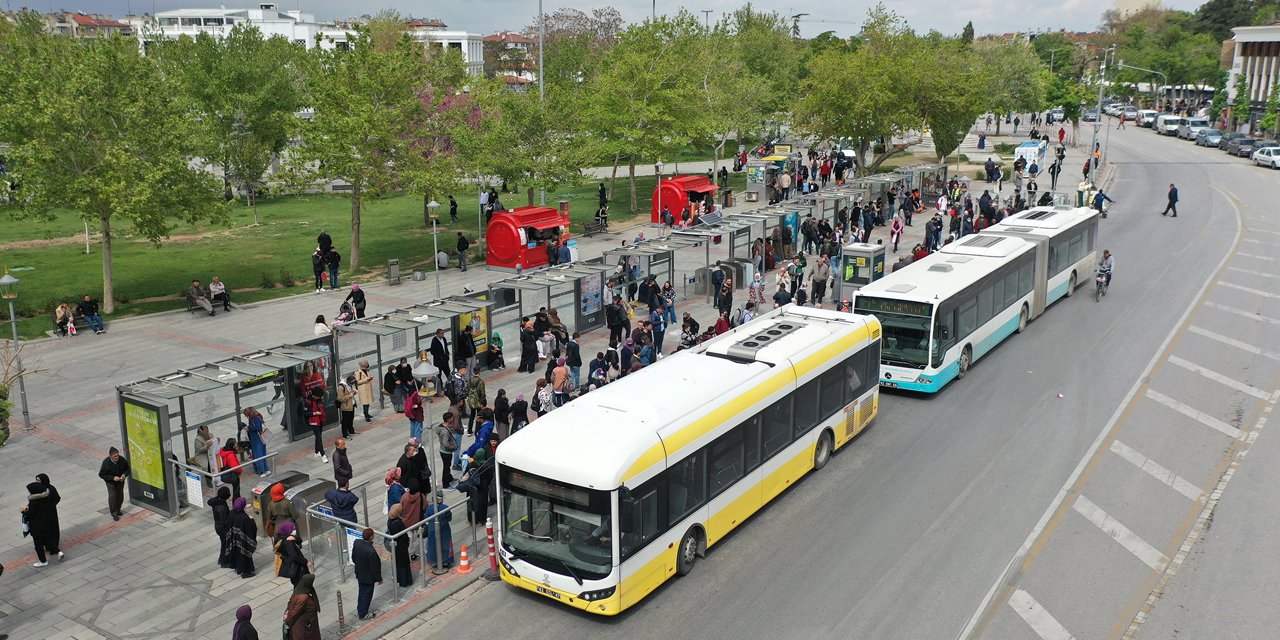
[1072, 495, 1170, 573]
[1008, 589, 1077, 640]
[1108, 440, 1206, 502]
[1217, 281, 1280, 300]
[1187, 325, 1280, 362]
[1235, 252, 1276, 261]
[1144, 389, 1245, 440]
[1166, 355, 1271, 400]
[1226, 266, 1280, 279]
[1203, 301, 1280, 326]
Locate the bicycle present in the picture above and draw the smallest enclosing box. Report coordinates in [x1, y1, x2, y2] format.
[1094, 270, 1109, 302]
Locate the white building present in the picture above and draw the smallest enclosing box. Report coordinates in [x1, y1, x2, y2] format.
[137, 4, 483, 75]
[1227, 23, 1280, 130]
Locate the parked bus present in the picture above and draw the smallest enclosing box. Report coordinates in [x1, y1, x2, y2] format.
[853, 205, 1099, 393]
[496, 305, 881, 614]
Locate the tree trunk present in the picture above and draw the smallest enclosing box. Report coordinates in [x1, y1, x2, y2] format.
[99, 209, 115, 314]
[608, 152, 621, 201]
[628, 155, 638, 213]
[994, 113, 1003, 136]
[350, 185, 362, 271]
[250, 189, 259, 226]
[526, 186, 534, 207]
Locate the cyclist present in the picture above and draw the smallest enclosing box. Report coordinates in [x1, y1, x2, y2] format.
[1092, 189, 1115, 218]
[1098, 250, 1113, 287]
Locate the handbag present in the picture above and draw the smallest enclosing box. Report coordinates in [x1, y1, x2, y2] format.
[21, 512, 30, 537]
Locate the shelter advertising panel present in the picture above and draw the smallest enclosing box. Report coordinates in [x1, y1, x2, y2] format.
[118, 395, 175, 515]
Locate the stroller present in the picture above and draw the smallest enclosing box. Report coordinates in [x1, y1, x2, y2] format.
[332, 300, 357, 327]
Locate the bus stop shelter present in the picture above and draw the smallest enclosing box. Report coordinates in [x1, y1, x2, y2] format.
[485, 261, 617, 346]
[894, 163, 949, 204]
[601, 236, 703, 303]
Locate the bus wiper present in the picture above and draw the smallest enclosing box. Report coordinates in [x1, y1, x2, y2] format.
[542, 554, 584, 585]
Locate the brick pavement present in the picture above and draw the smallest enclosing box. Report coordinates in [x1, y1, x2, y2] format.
[0, 175, 945, 639]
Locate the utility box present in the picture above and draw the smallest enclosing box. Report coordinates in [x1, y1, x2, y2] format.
[284, 478, 332, 539]
[250, 470, 310, 537]
[387, 259, 401, 285]
[837, 243, 886, 301]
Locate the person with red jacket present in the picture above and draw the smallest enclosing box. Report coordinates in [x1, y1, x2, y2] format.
[217, 438, 244, 500]
[305, 387, 328, 463]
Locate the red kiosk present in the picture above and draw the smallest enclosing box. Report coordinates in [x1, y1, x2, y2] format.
[485, 203, 571, 272]
[651, 175, 719, 224]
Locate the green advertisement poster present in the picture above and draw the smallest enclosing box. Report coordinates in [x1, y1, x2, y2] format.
[123, 401, 164, 490]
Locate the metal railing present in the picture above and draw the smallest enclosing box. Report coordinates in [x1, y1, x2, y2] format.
[170, 453, 280, 512]
[303, 492, 487, 604]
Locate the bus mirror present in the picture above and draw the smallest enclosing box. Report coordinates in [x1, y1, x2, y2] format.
[618, 488, 635, 530]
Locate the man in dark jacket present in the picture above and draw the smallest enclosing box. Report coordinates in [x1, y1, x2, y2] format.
[448, 195, 458, 223]
[456, 232, 470, 272]
[1161, 183, 1178, 217]
[429, 328, 450, 395]
[324, 247, 341, 290]
[457, 325, 478, 379]
[605, 296, 627, 346]
[98, 447, 130, 521]
[352, 528, 383, 619]
[711, 262, 726, 309]
[76, 295, 106, 334]
[332, 439, 353, 487]
[397, 441, 428, 493]
[324, 482, 360, 524]
[565, 332, 583, 389]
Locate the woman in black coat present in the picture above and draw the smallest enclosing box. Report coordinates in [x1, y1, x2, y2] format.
[208, 486, 232, 568]
[23, 476, 62, 565]
[227, 497, 258, 578]
[276, 529, 310, 586]
[387, 504, 413, 587]
[508, 394, 530, 434]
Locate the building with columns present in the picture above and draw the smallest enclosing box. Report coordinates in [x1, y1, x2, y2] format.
[1227, 23, 1280, 132]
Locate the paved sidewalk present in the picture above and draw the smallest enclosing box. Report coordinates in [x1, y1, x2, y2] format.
[0, 172, 945, 638]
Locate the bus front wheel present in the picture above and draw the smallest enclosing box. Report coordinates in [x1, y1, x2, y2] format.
[1065, 273, 1077, 297]
[814, 430, 834, 470]
[957, 347, 972, 379]
[677, 528, 700, 576]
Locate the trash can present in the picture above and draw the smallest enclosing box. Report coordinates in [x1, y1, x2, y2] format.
[285, 478, 333, 539]
[387, 259, 401, 286]
[412, 269, 426, 281]
[251, 470, 310, 536]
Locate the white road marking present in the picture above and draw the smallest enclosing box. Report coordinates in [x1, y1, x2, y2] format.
[1218, 281, 1280, 299]
[1008, 589, 1077, 640]
[1247, 228, 1280, 237]
[1167, 355, 1271, 400]
[1203, 301, 1280, 326]
[1188, 325, 1280, 362]
[1241, 238, 1263, 244]
[1227, 266, 1280, 279]
[1109, 440, 1206, 502]
[1236, 252, 1276, 261]
[1145, 389, 1244, 440]
[1072, 495, 1170, 572]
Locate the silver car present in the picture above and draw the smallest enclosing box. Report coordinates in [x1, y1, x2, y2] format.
[1195, 128, 1223, 147]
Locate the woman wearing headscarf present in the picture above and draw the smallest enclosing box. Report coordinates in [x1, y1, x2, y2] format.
[492, 389, 510, 440]
[231, 604, 259, 640]
[241, 407, 269, 476]
[384, 467, 405, 511]
[386, 503, 413, 588]
[266, 483, 300, 539]
[354, 359, 375, 423]
[23, 475, 62, 566]
[508, 394, 529, 434]
[209, 486, 232, 568]
[748, 272, 766, 307]
[423, 490, 454, 569]
[343, 283, 367, 319]
[383, 364, 401, 413]
[218, 438, 243, 500]
[275, 523, 310, 586]
[283, 573, 321, 640]
[227, 497, 258, 578]
[194, 425, 217, 486]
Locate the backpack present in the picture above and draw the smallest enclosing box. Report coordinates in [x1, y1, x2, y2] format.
[531, 392, 543, 414]
[730, 307, 744, 327]
[311, 252, 323, 268]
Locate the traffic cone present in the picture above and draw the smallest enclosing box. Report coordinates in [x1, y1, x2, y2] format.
[456, 544, 473, 574]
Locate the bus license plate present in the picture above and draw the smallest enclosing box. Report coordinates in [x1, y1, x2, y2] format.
[536, 586, 562, 599]
[882, 381, 899, 388]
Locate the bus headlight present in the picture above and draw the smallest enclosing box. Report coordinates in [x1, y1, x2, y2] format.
[578, 586, 616, 602]
[498, 553, 519, 578]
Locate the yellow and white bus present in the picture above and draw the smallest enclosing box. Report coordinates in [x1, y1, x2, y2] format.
[495, 305, 881, 614]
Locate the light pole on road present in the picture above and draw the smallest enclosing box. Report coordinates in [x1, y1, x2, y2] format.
[0, 270, 33, 432]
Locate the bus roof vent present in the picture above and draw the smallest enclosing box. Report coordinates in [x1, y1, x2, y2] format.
[946, 255, 973, 263]
[928, 264, 953, 273]
[724, 320, 805, 360]
[886, 283, 916, 293]
[960, 235, 1006, 248]
[1022, 210, 1057, 221]
[1004, 226, 1034, 233]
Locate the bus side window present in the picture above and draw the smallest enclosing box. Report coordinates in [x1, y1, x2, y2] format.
[666, 450, 706, 524]
[761, 396, 793, 459]
[743, 415, 761, 472]
[934, 308, 957, 368]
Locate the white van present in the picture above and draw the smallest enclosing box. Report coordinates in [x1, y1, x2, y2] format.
[1177, 117, 1211, 140]
[1155, 115, 1184, 135]
[1137, 110, 1159, 127]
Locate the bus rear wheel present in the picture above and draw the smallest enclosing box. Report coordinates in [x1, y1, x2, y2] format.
[677, 528, 700, 576]
[1016, 305, 1028, 333]
[1065, 273, 1077, 297]
[814, 430, 834, 470]
[957, 347, 972, 379]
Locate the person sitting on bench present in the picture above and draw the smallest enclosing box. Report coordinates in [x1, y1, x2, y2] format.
[188, 279, 216, 316]
[209, 276, 231, 312]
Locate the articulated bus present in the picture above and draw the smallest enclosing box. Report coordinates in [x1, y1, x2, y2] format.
[495, 305, 881, 615]
[853, 205, 1100, 393]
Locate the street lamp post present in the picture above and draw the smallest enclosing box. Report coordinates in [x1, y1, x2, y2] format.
[426, 201, 442, 299]
[1088, 45, 1115, 186]
[0, 270, 33, 432]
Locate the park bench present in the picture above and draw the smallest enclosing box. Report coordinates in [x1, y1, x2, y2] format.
[582, 220, 608, 237]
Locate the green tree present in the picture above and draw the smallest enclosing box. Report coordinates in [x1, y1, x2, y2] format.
[0, 15, 226, 312]
[960, 21, 974, 45]
[1192, 0, 1270, 41]
[151, 25, 304, 224]
[290, 26, 429, 270]
[1043, 72, 1093, 145]
[917, 35, 987, 161]
[726, 4, 802, 133]
[974, 39, 1046, 135]
[1209, 68, 1229, 122]
[1259, 89, 1279, 133]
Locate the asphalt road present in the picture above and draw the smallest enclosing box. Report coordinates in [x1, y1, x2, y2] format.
[417, 124, 1280, 640]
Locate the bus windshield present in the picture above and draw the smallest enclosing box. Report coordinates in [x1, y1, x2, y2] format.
[500, 465, 613, 581]
[854, 298, 933, 369]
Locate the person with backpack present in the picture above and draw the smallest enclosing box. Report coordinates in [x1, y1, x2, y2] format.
[605, 296, 627, 347]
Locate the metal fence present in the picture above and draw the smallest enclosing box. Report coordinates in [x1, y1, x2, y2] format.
[170, 453, 279, 514]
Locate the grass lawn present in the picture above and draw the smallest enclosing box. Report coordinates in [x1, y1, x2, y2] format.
[1, 171, 745, 338]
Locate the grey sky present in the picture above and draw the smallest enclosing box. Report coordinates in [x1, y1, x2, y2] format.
[13, 0, 1208, 38]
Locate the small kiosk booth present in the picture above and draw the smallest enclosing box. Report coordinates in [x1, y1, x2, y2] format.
[486, 203, 572, 272]
[744, 154, 792, 204]
[652, 175, 719, 223]
[836, 242, 886, 300]
[893, 163, 949, 205]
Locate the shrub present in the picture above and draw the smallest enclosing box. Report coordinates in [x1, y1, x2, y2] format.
[994, 142, 1017, 155]
[278, 269, 297, 288]
[260, 272, 277, 289]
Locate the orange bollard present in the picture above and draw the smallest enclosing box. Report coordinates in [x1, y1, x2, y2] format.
[456, 544, 473, 574]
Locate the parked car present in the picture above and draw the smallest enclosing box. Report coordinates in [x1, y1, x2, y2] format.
[1231, 138, 1259, 157]
[1103, 104, 1121, 117]
[1253, 146, 1280, 169]
[1194, 128, 1223, 147]
[1177, 117, 1212, 140]
[1155, 115, 1184, 135]
[1219, 132, 1246, 150]
[1082, 109, 1100, 122]
[1137, 110, 1159, 127]
[1123, 106, 1139, 120]
[1050, 108, 1065, 121]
